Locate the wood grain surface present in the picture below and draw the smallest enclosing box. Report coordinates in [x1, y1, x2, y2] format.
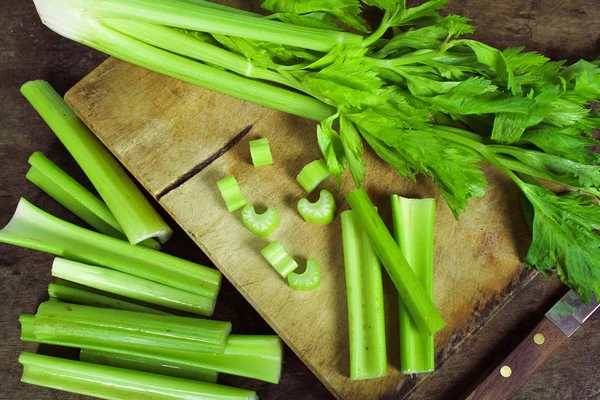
[0, 1, 599, 400]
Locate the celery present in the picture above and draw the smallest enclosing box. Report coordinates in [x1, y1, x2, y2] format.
[21, 316, 282, 384]
[79, 349, 218, 383]
[241, 205, 279, 238]
[287, 259, 321, 291]
[340, 210, 387, 380]
[34, 302, 231, 354]
[346, 188, 445, 336]
[261, 241, 298, 278]
[297, 189, 336, 225]
[19, 352, 258, 400]
[21, 81, 172, 245]
[27, 152, 160, 250]
[391, 195, 436, 374]
[0, 198, 221, 299]
[49, 282, 172, 316]
[52, 258, 216, 316]
[217, 176, 246, 212]
[249, 138, 274, 167]
[296, 159, 331, 193]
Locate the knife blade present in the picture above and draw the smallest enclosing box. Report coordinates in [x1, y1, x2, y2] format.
[464, 290, 599, 400]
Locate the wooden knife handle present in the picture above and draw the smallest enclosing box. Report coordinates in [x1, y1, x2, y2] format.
[464, 317, 567, 400]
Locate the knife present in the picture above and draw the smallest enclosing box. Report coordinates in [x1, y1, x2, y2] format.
[464, 290, 599, 400]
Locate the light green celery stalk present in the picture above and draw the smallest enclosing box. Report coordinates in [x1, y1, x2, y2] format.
[34, 302, 231, 354]
[0, 198, 221, 299]
[27, 152, 160, 250]
[391, 195, 436, 374]
[346, 188, 445, 336]
[19, 352, 258, 400]
[340, 210, 387, 380]
[49, 281, 172, 316]
[79, 349, 218, 383]
[21, 81, 172, 246]
[21, 315, 282, 384]
[52, 258, 216, 316]
[32, 0, 334, 122]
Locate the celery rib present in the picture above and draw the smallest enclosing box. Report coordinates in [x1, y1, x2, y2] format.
[21, 81, 172, 245]
[341, 210, 387, 380]
[391, 195, 436, 374]
[19, 352, 258, 400]
[0, 198, 221, 299]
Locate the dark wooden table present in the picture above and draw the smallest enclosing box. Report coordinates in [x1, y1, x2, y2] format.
[0, 1, 598, 399]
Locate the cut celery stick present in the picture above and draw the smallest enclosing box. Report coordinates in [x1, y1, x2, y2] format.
[217, 176, 246, 212]
[21, 315, 282, 384]
[297, 189, 336, 225]
[21, 81, 172, 245]
[287, 259, 321, 291]
[49, 282, 171, 316]
[52, 258, 216, 316]
[0, 198, 221, 299]
[296, 159, 331, 193]
[19, 352, 258, 400]
[34, 302, 231, 354]
[79, 349, 218, 383]
[391, 195, 436, 374]
[261, 241, 299, 278]
[27, 152, 160, 250]
[346, 188, 445, 336]
[241, 205, 279, 238]
[249, 138, 274, 167]
[341, 210, 387, 380]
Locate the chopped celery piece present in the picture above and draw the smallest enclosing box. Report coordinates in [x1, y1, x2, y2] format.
[297, 189, 336, 225]
[241, 205, 279, 238]
[21, 316, 282, 384]
[79, 349, 218, 383]
[21, 81, 172, 245]
[26, 152, 160, 250]
[0, 198, 221, 299]
[340, 211, 387, 380]
[346, 188, 445, 336]
[287, 259, 321, 291]
[52, 258, 216, 316]
[391, 195, 436, 374]
[249, 138, 274, 167]
[217, 175, 246, 212]
[49, 282, 172, 316]
[296, 159, 331, 193]
[19, 352, 258, 400]
[261, 241, 298, 278]
[34, 302, 231, 354]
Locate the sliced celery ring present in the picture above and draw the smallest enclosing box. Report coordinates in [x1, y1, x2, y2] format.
[287, 259, 321, 291]
[296, 159, 331, 193]
[249, 138, 273, 167]
[241, 205, 279, 238]
[261, 241, 298, 278]
[217, 175, 246, 212]
[297, 189, 336, 225]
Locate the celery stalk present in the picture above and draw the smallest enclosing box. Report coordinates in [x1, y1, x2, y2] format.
[345, 188, 445, 336]
[49, 282, 172, 316]
[19, 352, 258, 400]
[21, 315, 282, 384]
[34, 302, 231, 354]
[32, 1, 335, 122]
[391, 195, 436, 374]
[21, 81, 172, 245]
[0, 198, 221, 299]
[27, 152, 160, 250]
[340, 210, 387, 380]
[52, 258, 216, 316]
[79, 349, 219, 383]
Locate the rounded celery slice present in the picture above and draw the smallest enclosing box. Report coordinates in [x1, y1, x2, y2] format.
[261, 241, 298, 278]
[296, 159, 331, 193]
[241, 205, 279, 238]
[287, 259, 321, 291]
[249, 138, 273, 167]
[217, 175, 246, 212]
[297, 189, 337, 225]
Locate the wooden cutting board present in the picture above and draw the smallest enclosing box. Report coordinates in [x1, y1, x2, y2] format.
[64, 56, 534, 399]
